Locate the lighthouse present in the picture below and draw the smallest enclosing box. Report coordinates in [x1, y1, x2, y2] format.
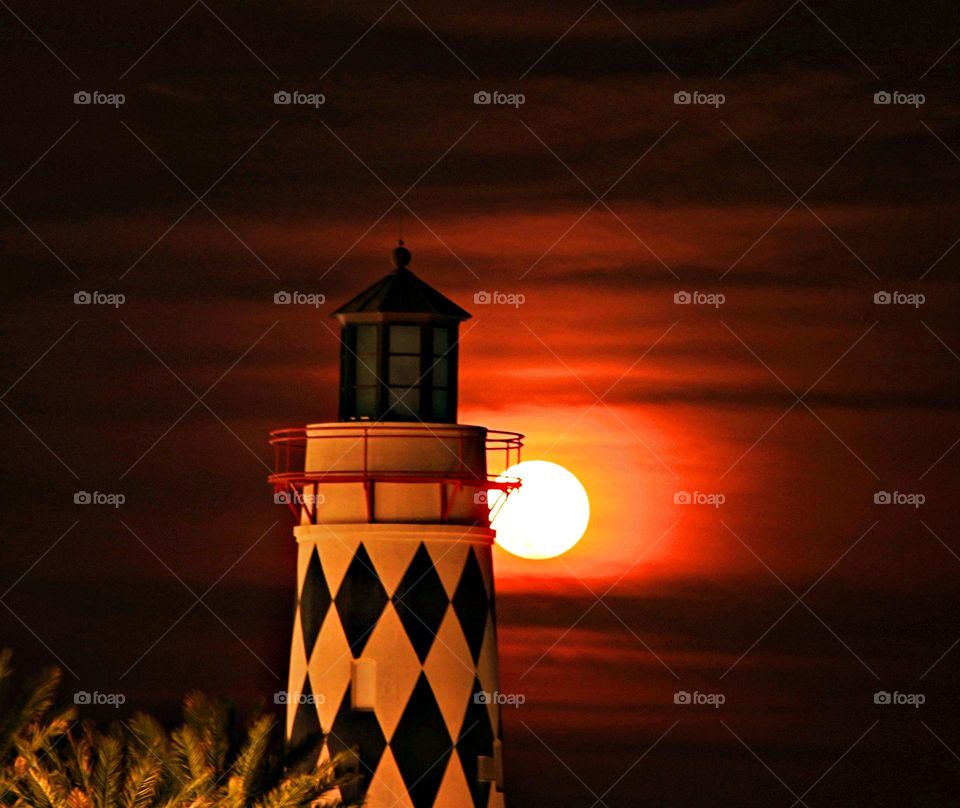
[269, 243, 522, 808]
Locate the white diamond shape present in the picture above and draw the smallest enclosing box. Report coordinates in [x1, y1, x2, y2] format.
[307, 610, 353, 733]
[474, 542, 494, 599]
[296, 542, 313, 592]
[364, 536, 421, 597]
[360, 602, 423, 740]
[286, 609, 308, 739]
[424, 607, 477, 740]
[362, 747, 413, 808]
[434, 749, 473, 807]
[476, 614, 500, 737]
[427, 537, 471, 600]
[309, 529, 360, 596]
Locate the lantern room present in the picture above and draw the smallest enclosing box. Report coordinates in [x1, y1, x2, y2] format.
[333, 242, 470, 423]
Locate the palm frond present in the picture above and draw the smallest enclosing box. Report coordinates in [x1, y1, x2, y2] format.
[0, 649, 360, 808]
[90, 734, 122, 808]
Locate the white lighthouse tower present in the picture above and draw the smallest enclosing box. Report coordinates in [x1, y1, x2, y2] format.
[269, 243, 521, 808]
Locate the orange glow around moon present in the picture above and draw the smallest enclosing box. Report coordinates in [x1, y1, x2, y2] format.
[489, 460, 590, 560]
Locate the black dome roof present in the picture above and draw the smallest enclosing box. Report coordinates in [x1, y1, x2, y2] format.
[332, 245, 471, 320]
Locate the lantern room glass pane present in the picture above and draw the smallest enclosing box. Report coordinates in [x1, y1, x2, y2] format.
[433, 327, 450, 355]
[432, 357, 449, 386]
[356, 325, 377, 354]
[431, 389, 448, 420]
[355, 387, 377, 417]
[387, 387, 419, 418]
[388, 355, 420, 386]
[389, 325, 421, 354]
[356, 358, 377, 386]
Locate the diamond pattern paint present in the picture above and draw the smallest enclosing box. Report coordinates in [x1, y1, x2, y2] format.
[457, 676, 495, 808]
[476, 615, 502, 739]
[393, 542, 450, 662]
[434, 753, 473, 807]
[306, 611, 353, 733]
[296, 540, 313, 598]
[424, 606, 478, 740]
[363, 748, 414, 808]
[473, 542, 494, 601]
[289, 676, 322, 752]
[428, 539, 471, 600]
[360, 602, 424, 740]
[286, 608, 308, 739]
[329, 684, 389, 801]
[391, 672, 454, 808]
[335, 543, 389, 656]
[313, 530, 361, 596]
[452, 547, 491, 665]
[286, 531, 504, 806]
[299, 546, 331, 658]
[365, 534, 421, 597]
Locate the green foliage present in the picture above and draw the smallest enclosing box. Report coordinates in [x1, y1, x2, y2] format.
[0, 652, 356, 808]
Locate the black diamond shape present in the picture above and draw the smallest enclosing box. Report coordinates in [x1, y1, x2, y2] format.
[328, 684, 388, 802]
[451, 547, 490, 665]
[299, 547, 331, 658]
[391, 672, 453, 808]
[334, 543, 388, 656]
[457, 676, 495, 808]
[392, 543, 449, 663]
[289, 675, 322, 751]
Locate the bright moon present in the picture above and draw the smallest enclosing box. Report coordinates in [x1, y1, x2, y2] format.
[489, 460, 590, 560]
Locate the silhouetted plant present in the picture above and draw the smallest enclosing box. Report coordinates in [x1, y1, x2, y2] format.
[0, 651, 355, 807]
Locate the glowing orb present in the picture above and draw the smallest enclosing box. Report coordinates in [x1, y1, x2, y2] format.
[488, 460, 590, 560]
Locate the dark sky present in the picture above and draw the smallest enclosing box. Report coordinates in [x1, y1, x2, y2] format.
[2, 1, 960, 805]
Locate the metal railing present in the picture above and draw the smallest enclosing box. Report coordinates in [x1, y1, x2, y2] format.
[268, 423, 523, 489]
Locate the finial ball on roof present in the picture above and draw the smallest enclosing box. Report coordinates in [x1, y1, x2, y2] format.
[392, 240, 411, 269]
